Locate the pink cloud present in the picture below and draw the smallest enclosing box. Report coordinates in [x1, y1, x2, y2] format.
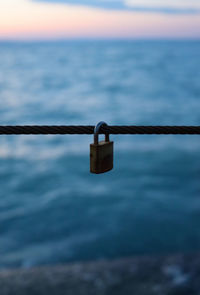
[0, 0, 199, 39]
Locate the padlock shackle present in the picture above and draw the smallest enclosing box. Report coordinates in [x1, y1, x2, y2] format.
[94, 121, 109, 144]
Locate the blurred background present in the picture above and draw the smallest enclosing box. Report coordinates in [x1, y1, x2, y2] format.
[0, 0, 200, 270]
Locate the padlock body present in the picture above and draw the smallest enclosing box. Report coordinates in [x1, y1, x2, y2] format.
[90, 141, 113, 174]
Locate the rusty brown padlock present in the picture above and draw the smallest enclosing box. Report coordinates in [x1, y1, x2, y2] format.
[90, 122, 113, 174]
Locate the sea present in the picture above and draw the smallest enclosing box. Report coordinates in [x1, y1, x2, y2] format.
[0, 40, 200, 269]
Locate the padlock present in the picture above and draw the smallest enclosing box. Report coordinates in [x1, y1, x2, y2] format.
[90, 121, 113, 174]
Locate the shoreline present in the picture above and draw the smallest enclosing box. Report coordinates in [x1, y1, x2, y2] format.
[0, 252, 200, 295]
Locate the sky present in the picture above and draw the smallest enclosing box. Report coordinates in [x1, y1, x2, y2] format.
[0, 0, 200, 40]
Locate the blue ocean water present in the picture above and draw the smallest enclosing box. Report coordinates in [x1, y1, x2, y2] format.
[0, 40, 200, 269]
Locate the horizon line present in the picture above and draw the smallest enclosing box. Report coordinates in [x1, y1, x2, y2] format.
[0, 37, 200, 43]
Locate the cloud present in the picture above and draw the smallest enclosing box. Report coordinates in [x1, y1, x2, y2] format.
[35, 0, 200, 13]
[35, 0, 126, 10]
[1, 0, 200, 39]
[125, 0, 200, 13]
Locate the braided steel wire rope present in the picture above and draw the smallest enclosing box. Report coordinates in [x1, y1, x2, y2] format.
[0, 125, 200, 135]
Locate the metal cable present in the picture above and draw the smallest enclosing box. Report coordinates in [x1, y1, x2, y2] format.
[0, 125, 200, 135]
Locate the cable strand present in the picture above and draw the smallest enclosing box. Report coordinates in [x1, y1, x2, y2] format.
[0, 125, 200, 135]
